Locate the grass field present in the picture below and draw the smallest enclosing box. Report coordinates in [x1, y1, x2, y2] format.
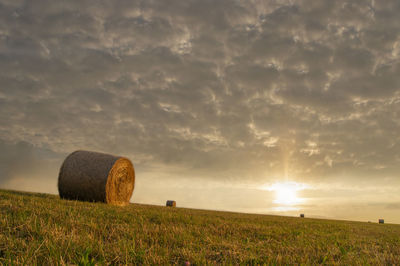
[1, 189, 400, 265]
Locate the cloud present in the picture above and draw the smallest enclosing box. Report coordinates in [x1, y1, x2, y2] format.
[1, 0, 400, 219]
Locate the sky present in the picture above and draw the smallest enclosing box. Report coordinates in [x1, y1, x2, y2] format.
[1, 0, 400, 223]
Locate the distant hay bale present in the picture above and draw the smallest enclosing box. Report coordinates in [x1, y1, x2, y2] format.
[300, 214, 305, 218]
[166, 200, 176, 207]
[58, 150, 135, 206]
[379, 219, 384, 224]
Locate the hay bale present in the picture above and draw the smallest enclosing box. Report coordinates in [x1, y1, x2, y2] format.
[166, 200, 176, 207]
[300, 214, 305, 218]
[379, 219, 384, 224]
[58, 150, 135, 206]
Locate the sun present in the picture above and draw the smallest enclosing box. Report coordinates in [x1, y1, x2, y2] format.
[263, 181, 308, 206]
[273, 184, 299, 205]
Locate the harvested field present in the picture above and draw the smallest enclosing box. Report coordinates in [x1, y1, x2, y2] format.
[1, 189, 400, 265]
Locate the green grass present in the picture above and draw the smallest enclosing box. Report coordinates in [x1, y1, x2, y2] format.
[1, 189, 400, 265]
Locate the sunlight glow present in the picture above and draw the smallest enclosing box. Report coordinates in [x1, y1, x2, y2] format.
[273, 184, 300, 205]
[261, 181, 309, 206]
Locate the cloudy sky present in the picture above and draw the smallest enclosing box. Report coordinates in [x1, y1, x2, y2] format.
[1, 0, 400, 223]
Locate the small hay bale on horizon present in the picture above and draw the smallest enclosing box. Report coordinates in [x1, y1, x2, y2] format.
[166, 200, 176, 207]
[300, 214, 305, 218]
[58, 150, 135, 206]
[379, 219, 384, 224]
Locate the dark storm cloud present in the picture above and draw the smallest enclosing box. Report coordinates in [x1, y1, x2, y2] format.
[1, 0, 400, 192]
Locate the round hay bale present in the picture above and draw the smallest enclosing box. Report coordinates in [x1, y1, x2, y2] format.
[58, 150, 135, 206]
[166, 200, 176, 207]
[379, 219, 384, 224]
